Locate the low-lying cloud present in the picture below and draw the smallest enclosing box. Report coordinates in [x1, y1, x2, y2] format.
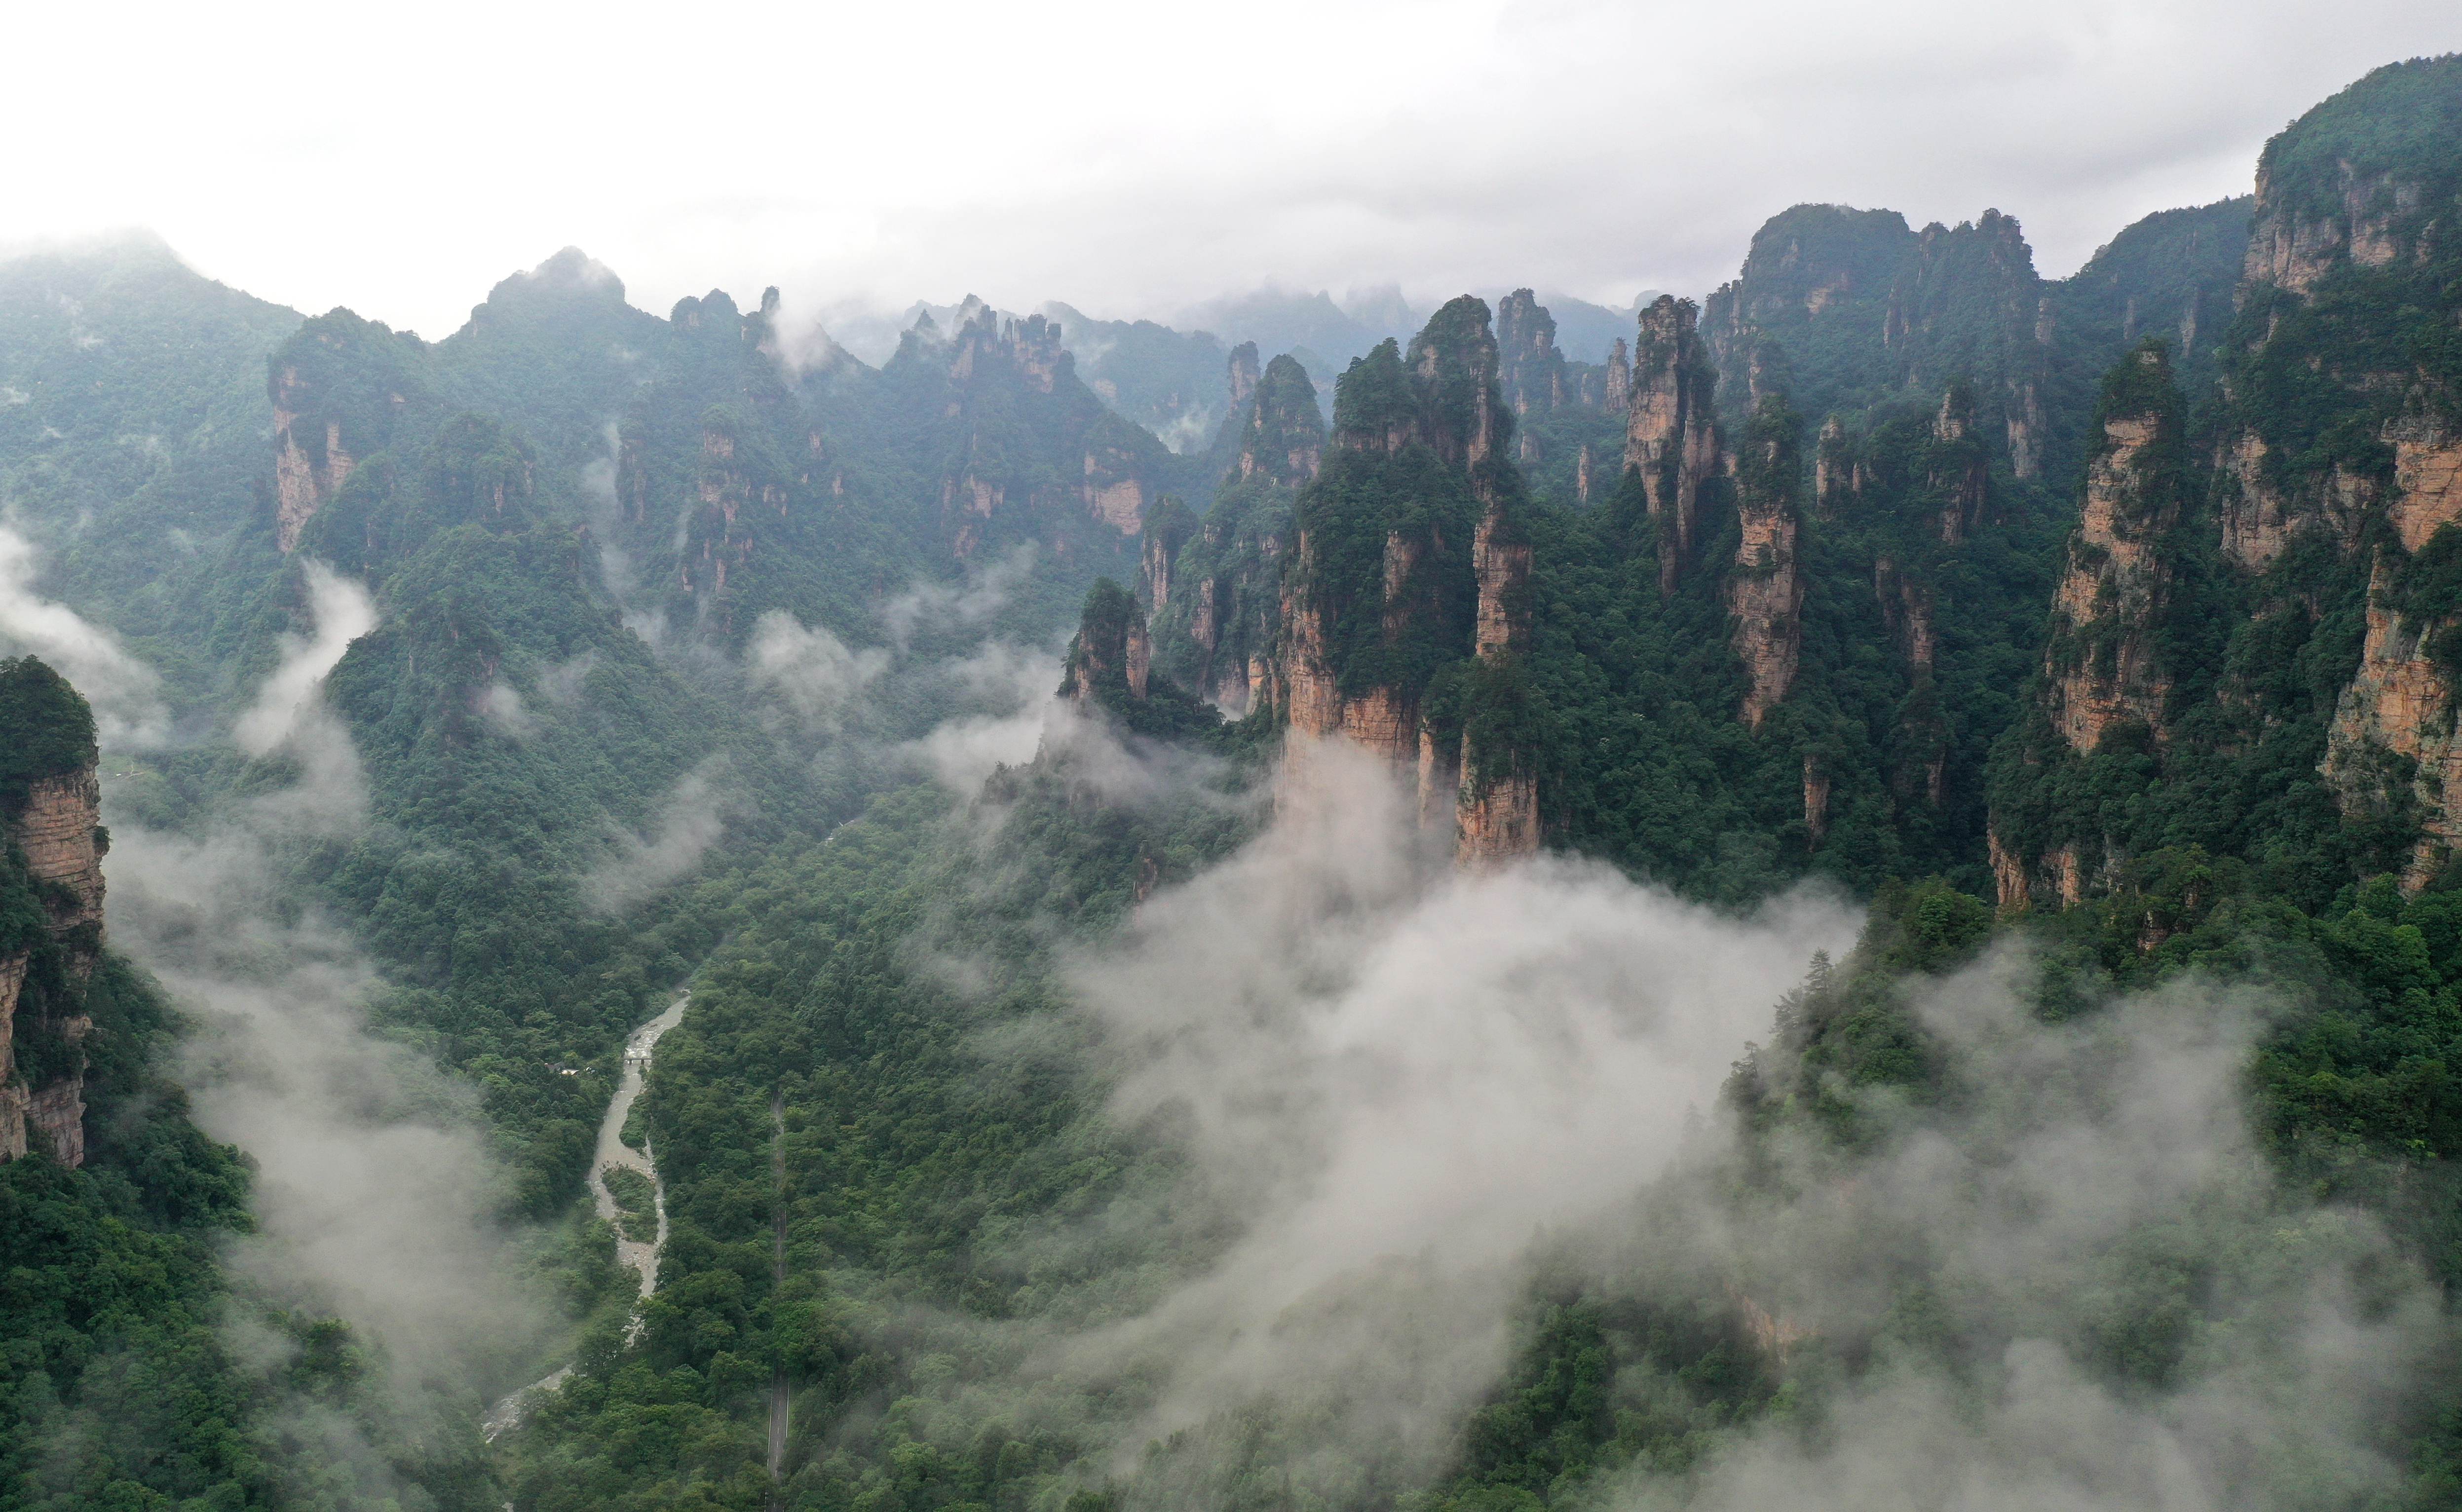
[584, 758, 739, 911]
[0, 524, 166, 746]
[98, 570, 548, 1436]
[852, 734, 2449, 1511]
[1043, 740, 1860, 1487]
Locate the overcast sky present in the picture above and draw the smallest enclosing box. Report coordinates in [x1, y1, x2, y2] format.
[14, 0, 2458, 339]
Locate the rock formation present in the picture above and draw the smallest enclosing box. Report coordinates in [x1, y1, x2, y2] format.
[1282, 296, 1539, 858]
[889, 298, 1165, 566]
[1929, 383, 1989, 543]
[2216, 62, 2462, 573]
[1813, 416, 1851, 520]
[1727, 395, 1805, 729]
[1151, 352, 1325, 711]
[266, 309, 426, 551]
[2039, 344, 2185, 754]
[1140, 495, 1198, 612]
[0, 657, 105, 1166]
[1874, 557, 1936, 681]
[1457, 488, 1538, 866]
[1226, 340, 1261, 414]
[1495, 289, 1568, 420]
[1878, 210, 2048, 480]
[1984, 344, 2188, 911]
[1602, 338, 1630, 413]
[2322, 552, 2462, 886]
[1061, 579, 1151, 706]
[1625, 296, 1721, 597]
[1234, 353, 1326, 486]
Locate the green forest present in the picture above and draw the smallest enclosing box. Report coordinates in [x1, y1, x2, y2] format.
[2, 50, 2462, 1512]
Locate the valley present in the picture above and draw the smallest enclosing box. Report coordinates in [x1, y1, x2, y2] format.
[1, 49, 2461, 1512]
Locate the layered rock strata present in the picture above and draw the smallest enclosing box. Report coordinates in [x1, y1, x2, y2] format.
[1625, 296, 1720, 597]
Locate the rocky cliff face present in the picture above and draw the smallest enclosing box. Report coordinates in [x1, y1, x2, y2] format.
[1704, 196, 2233, 492]
[1879, 210, 2049, 480]
[887, 299, 1165, 567]
[1, 658, 105, 1167]
[1496, 288, 1568, 422]
[1282, 298, 1533, 852]
[1728, 397, 1805, 729]
[2041, 346, 2185, 754]
[1235, 353, 1326, 486]
[1929, 385, 1989, 543]
[1226, 341, 1261, 414]
[1148, 352, 1325, 711]
[1456, 491, 1538, 864]
[2322, 554, 2462, 885]
[1062, 579, 1152, 706]
[1984, 345, 2189, 910]
[2217, 60, 2462, 573]
[266, 309, 429, 551]
[1625, 296, 1721, 597]
[1140, 495, 1198, 613]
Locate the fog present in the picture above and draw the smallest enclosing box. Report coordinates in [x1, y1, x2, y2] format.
[828, 734, 2449, 1510]
[1047, 739, 1860, 1489]
[82, 565, 550, 1481]
[12, 1, 2456, 337]
[0, 525, 167, 746]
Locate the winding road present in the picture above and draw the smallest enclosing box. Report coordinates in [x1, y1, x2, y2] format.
[481, 993, 691, 1442]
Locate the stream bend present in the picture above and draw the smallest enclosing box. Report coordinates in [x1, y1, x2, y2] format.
[481, 992, 690, 1441]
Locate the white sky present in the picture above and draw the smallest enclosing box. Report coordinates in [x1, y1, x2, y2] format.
[13, 0, 2459, 338]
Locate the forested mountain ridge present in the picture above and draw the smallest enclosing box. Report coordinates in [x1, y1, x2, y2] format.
[0, 48, 2459, 1512]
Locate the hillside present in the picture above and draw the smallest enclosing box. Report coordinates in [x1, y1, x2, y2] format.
[2, 51, 2462, 1512]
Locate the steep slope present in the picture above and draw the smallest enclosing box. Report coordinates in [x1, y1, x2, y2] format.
[0, 657, 104, 1165]
[0, 236, 301, 703]
[1986, 53, 2462, 916]
[1276, 296, 1539, 857]
[1151, 349, 1325, 709]
[1703, 195, 2251, 496]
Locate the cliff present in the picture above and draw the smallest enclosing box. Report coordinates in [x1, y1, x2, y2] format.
[2218, 58, 2462, 572]
[0, 656, 105, 1166]
[1927, 383, 1989, 543]
[1495, 288, 1568, 425]
[1703, 196, 2246, 492]
[2041, 344, 2186, 754]
[1727, 396, 1806, 729]
[1624, 296, 1721, 597]
[876, 299, 1167, 570]
[2322, 549, 2462, 885]
[1282, 297, 1529, 848]
[1984, 344, 2189, 910]
[1062, 578, 1153, 706]
[1058, 579, 1217, 739]
[1455, 488, 1538, 864]
[267, 309, 434, 551]
[1150, 351, 1325, 710]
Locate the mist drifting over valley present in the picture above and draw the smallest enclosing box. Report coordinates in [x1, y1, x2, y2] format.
[4, 13, 2462, 1512]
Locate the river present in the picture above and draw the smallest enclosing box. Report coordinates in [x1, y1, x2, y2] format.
[480, 993, 691, 1442]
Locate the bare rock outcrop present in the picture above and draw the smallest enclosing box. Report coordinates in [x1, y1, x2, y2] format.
[2041, 345, 2185, 754]
[1727, 397, 1805, 730]
[1625, 296, 1720, 597]
[2322, 553, 2462, 886]
[1929, 384, 1989, 543]
[1061, 579, 1153, 706]
[1495, 289, 1568, 420]
[1, 661, 105, 1167]
[1236, 354, 1326, 485]
[1457, 494, 1538, 866]
[1281, 296, 1540, 861]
